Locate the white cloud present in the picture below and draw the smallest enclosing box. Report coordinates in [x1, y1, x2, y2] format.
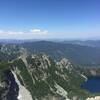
[30, 29, 41, 33]
[0, 30, 24, 35]
[30, 28, 48, 35]
[0, 28, 48, 36]
[0, 30, 4, 34]
[7, 31, 24, 35]
[0, 28, 49, 39]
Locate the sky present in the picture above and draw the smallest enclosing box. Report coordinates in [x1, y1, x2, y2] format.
[0, 0, 100, 39]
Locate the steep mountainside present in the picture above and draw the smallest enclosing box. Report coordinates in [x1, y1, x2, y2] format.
[62, 40, 100, 48]
[0, 54, 96, 100]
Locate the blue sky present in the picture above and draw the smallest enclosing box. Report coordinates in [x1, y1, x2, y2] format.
[0, 0, 100, 39]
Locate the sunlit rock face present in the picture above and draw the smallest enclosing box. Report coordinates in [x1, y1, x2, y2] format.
[87, 96, 100, 100]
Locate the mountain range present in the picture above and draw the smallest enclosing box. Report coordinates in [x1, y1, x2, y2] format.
[0, 40, 100, 100]
[21, 41, 100, 67]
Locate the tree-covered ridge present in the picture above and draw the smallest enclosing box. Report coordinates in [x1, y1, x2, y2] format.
[0, 54, 99, 100]
[12, 54, 93, 100]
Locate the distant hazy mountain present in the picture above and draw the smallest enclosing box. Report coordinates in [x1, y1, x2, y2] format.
[61, 40, 100, 47]
[21, 41, 100, 67]
[0, 40, 100, 66]
[0, 39, 41, 44]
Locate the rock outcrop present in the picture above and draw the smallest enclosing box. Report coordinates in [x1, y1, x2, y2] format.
[0, 54, 99, 100]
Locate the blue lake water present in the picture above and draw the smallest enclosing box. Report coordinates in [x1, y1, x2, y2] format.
[81, 76, 100, 93]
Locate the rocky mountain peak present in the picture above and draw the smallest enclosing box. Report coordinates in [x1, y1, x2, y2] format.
[57, 58, 73, 71]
